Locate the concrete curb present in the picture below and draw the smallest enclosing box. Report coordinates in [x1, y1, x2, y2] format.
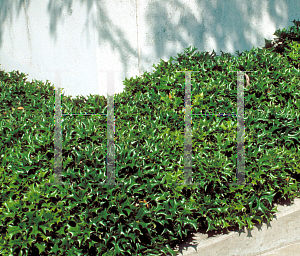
[170, 196, 300, 256]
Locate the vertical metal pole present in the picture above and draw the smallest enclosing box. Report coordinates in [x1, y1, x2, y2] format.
[229, 71, 249, 186]
[236, 71, 246, 184]
[184, 71, 193, 185]
[106, 71, 116, 186]
[175, 71, 200, 187]
[47, 70, 70, 186]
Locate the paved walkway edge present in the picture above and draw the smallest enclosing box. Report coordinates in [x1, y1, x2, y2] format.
[172, 197, 300, 256]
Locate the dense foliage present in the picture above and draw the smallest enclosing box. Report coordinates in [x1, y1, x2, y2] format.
[0, 19, 299, 255]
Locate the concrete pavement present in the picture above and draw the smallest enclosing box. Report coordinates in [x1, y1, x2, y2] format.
[170, 196, 300, 256]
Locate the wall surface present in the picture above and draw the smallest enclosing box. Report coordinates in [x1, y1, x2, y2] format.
[0, 0, 299, 99]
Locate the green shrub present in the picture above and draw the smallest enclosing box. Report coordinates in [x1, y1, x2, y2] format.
[263, 18, 300, 55]
[0, 19, 299, 255]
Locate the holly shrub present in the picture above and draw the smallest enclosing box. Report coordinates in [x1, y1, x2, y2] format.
[0, 19, 299, 255]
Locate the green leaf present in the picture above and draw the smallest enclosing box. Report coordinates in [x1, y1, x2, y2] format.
[35, 242, 47, 254]
[50, 241, 60, 255]
[57, 226, 66, 236]
[7, 225, 22, 239]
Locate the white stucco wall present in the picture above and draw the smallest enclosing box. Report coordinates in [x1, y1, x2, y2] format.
[0, 0, 299, 99]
